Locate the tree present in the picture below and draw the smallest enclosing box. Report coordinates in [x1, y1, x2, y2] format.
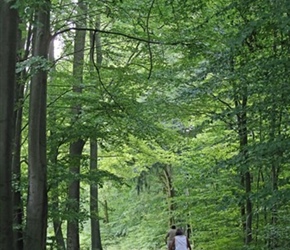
[12, 10, 33, 250]
[25, 0, 50, 249]
[0, 1, 19, 249]
[89, 13, 103, 250]
[67, 1, 87, 249]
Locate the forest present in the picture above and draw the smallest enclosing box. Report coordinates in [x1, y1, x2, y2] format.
[1, 0, 290, 249]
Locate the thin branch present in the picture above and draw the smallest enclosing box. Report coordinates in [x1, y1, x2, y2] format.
[210, 93, 233, 110]
[91, 30, 125, 112]
[51, 27, 194, 46]
[145, 0, 155, 79]
[126, 42, 142, 65]
[47, 88, 73, 108]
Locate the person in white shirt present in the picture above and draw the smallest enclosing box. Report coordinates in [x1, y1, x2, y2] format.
[170, 228, 192, 250]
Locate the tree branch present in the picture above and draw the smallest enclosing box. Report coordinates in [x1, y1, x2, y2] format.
[51, 27, 194, 46]
[145, 0, 155, 79]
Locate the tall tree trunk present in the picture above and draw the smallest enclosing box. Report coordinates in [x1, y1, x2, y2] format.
[51, 148, 66, 250]
[230, 50, 252, 245]
[67, 141, 85, 250]
[25, 1, 50, 249]
[267, 22, 284, 249]
[0, 1, 19, 249]
[12, 59, 25, 250]
[90, 141, 103, 250]
[12, 78, 25, 250]
[89, 14, 103, 250]
[12, 20, 32, 250]
[103, 200, 109, 223]
[268, 98, 281, 249]
[236, 86, 252, 245]
[160, 164, 175, 226]
[48, 40, 66, 250]
[67, 1, 87, 249]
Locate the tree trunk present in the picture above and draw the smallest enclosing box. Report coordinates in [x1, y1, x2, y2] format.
[48, 40, 66, 250]
[25, 1, 50, 249]
[0, 1, 19, 249]
[268, 101, 281, 249]
[236, 88, 252, 245]
[50, 140, 66, 250]
[67, 141, 85, 250]
[103, 200, 109, 224]
[52, 171, 66, 250]
[67, 1, 87, 249]
[12, 19, 32, 250]
[161, 164, 175, 226]
[12, 62, 25, 250]
[229, 50, 252, 245]
[90, 141, 103, 250]
[89, 14, 103, 250]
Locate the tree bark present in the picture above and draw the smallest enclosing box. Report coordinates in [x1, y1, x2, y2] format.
[89, 14, 103, 250]
[268, 99, 281, 249]
[25, 1, 50, 249]
[236, 85, 252, 245]
[67, 141, 85, 250]
[161, 164, 175, 226]
[48, 40, 66, 250]
[50, 141, 66, 250]
[0, 1, 19, 249]
[67, 1, 87, 249]
[12, 19, 32, 250]
[229, 49, 252, 245]
[90, 141, 103, 250]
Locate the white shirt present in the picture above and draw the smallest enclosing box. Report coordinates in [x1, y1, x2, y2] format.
[174, 235, 188, 250]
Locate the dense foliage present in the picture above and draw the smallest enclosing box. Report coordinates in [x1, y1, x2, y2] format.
[1, 0, 290, 249]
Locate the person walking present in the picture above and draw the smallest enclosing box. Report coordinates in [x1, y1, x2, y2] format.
[170, 228, 192, 250]
[165, 225, 177, 250]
